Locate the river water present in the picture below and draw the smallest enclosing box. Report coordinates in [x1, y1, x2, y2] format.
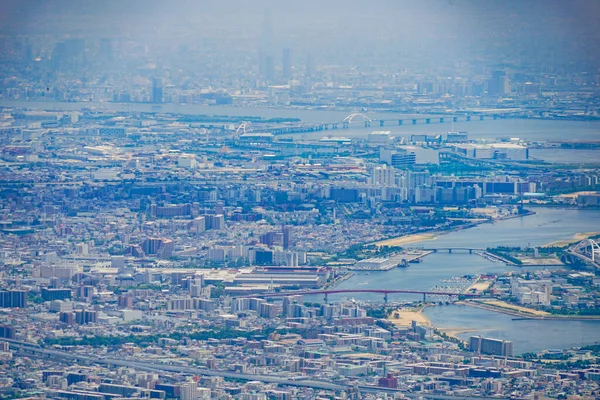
[424, 305, 600, 354]
[306, 207, 600, 354]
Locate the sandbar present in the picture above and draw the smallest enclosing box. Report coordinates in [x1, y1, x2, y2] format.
[388, 307, 431, 327]
[374, 233, 437, 248]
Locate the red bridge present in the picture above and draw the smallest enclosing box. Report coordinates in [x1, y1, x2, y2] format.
[247, 289, 481, 303]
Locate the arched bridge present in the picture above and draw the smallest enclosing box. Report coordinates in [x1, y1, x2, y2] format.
[407, 247, 486, 254]
[246, 289, 482, 303]
[565, 239, 600, 269]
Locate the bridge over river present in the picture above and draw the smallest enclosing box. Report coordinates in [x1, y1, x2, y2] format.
[245, 288, 483, 303]
[266, 110, 523, 135]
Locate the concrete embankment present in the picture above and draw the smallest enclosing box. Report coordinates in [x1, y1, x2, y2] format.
[461, 300, 600, 321]
[325, 272, 353, 289]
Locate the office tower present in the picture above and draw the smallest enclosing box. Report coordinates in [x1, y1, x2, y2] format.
[152, 78, 163, 103]
[261, 231, 283, 247]
[51, 38, 85, 72]
[74, 310, 97, 325]
[189, 275, 204, 298]
[264, 55, 275, 81]
[41, 288, 72, 302]
[205, 214, 225, 230]
[282, 225, 293, 249]
[488, 71, 509, 96]
[0, 325, 15, 339]
[59, 312, 75, 325]
[99, 38, 113, 63]
[0, 290, 27, 308]
[258, 12, 275, 82]
[306, 54, 314, 77]
[282, 48, 292, 79]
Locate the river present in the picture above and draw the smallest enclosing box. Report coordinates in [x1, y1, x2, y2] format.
[305, 207, 600, 354]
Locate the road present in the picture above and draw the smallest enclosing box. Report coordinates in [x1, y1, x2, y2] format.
[8, 339, 500, 399]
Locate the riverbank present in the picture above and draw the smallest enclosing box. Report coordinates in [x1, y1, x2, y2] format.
[323, 271, 354, 290]
[373, 233, 438, 248]
[373, 210, 535, 249]
[461, 300, 600, 321]
[542, 231, 600, 248]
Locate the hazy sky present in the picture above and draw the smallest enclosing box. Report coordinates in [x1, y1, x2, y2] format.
[1, 0, 599, 71]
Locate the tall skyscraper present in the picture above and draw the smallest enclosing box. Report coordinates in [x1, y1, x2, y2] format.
[99, 38, 113, 64]
[258, 12, 275, 82]
[152, 77, 163, 103]
[264, 55, 275, 82]
[306, 54, 314, 77]
[282, 48, 292, 79]
[487, 71, 509, 96]
[282, 225, 293, 249]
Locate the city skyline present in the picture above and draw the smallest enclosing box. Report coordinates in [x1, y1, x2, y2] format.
[0, 1, 599, 399]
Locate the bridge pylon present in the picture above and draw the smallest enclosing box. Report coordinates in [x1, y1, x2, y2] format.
[383, 293, 388, 303]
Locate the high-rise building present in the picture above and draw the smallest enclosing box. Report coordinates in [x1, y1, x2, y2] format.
[282, 226, 293, 249]
[59, 311, 75, 325]
[41, 288, 72, 302]
[306, 54, 314, 77]
[205, 214, 225, 231]
[264, 55, 275, 81]
[261, 231, 283, 247]
[98, 38, 113, 64]
[152, 78, 163, 103]
[469, 336, 514, 357]
[487, 71, 509, 96]
[74, 310, 97, 325]
[0, 290, 27, 308]
[141, 237, 175, 258]
[282, 48, 292, 79]
[0, 325, 16, 339]
[189, 275, 204, 298]
[370, 164, 396, 186]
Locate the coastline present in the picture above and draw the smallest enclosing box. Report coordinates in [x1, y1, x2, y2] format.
[323, 271, 354, 290]
[460, 300, 600, 321]
[542, 231, 600, 248]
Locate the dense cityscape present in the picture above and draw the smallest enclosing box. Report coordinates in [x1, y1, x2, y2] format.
[1, 1, 600, 399]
